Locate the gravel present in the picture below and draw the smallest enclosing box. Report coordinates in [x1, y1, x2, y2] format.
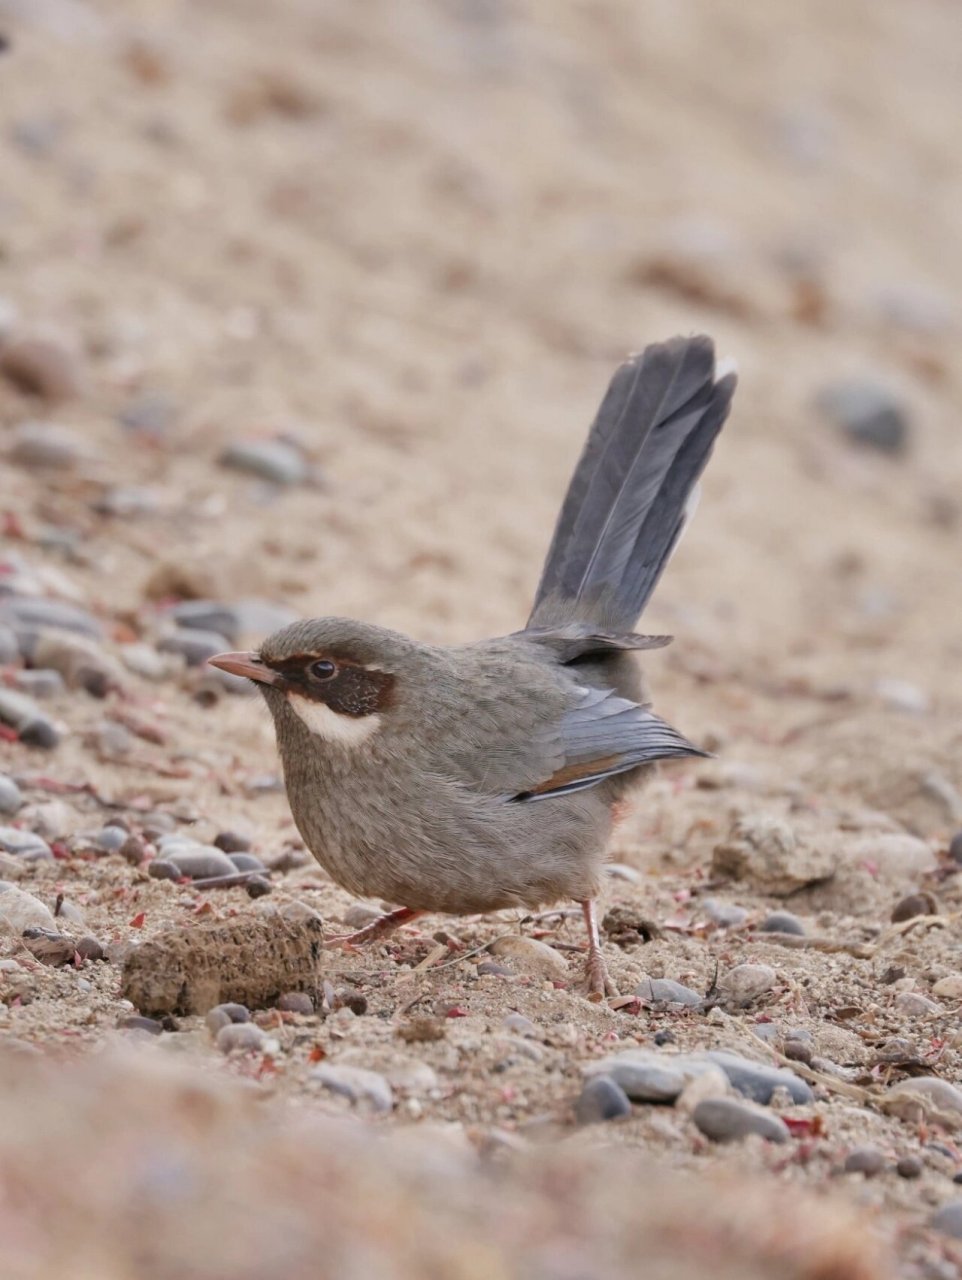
[575, 1075, 633, 1124]
[311, 1064, 394, 1113]
[692, 1098, 790, 1144]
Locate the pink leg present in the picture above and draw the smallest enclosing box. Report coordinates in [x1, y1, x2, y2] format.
[325, 907, 424, 951]
[580, 899, 617, 1000]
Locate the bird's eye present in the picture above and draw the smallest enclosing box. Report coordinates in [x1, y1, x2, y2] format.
[308, 659, 338, 681]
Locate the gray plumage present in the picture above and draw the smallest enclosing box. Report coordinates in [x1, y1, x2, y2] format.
[217, 335, 736, 979]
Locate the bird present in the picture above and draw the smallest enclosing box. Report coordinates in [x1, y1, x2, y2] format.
[209, 335, 736, 998]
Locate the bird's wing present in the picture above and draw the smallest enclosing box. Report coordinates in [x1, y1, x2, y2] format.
[515, 684, 706, 801]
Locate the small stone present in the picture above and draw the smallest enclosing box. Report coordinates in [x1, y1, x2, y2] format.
[120, 643, 169, 680]
[574, 1075, 632, 1124]
[949, 832, 962, 865]
[0, 828, 53, 861]
[278, 991, 314, 1014]
[706, 1051, 813, 1104]
[886, 1077, 962, 1117]
[702, 898, 748, 928]
[895, 991, 942, 1016]
[8, 421, 85, 469]
[116, 835, 146, 865]
[214, 830, 252, 854]
[711, 814, 836, 895]
[932, 975, 962, 1000]
[613, 1063, 686, 1104]
[341, 903, 380, 930]
[892, 892, 937, 923]
[501, 1012, 538, 1037]
[205, 1002, 251, 1034]
[164, 845, 236, 880]
[896, 1155, 923, 1179]
[246, 876, 272, 898]
[816, 379, 909, 455]
[118, 391, 177, 436]
[0, 596, 102, 639]
[0, 883, 56, 933]
[17, 717, 59, 749]
[783, 1038, 813, 1065]
[11, 669, 65, 698]
[75, 936, 106, 962]
[0, 339, 81, 402]
[118, 1015, 164, 1035]
[488, 934, 568, 979]
[220, 439, 307, 486]
[718, 963, 777, 1007]
[605, 862, 641, 883]
[158, 628, 232, 667]
[634, 976, 703, 1007]
[32, 632, 121, 696]
[0, 626, 18, 665]
[476, 961, 514, 978]
[311, 1064, 394, 1113]
[216, 1022, 266, 1054]
[93, 825, 128, 853]
[675, 1066, 731, 1114]
[875, 678, 929, 714]
[0, 775, 22, 815]
[170, 601, 242, 644]
[931, 1202, 962, 1240]
[147, 859, 181, 881]
[759, 911, 806, 936]
[693, 1097, 789, 1144]
[227, 852, 265, 872]
[844, 833, 936, 879]
[844, 1146, 886, 1177]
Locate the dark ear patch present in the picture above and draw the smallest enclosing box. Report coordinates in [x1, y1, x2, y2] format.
[265, 654, 395, 718]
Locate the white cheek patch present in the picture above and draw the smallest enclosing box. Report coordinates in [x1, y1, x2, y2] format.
[287, 693, 382, 746]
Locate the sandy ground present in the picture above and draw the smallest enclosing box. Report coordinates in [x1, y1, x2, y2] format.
[1, 1, 962, 1276]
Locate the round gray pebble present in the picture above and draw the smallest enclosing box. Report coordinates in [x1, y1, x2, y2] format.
[220, 439, 307, 486]
[165, 846, 236, 880]
[227, 852, 265, 872]
[216, 1022, 266, 1054]
[205, 1002, 251, 1034]
[896, 1155, 923, 1179]
[277, 991, 314, 1015]
[0, 774, 22, 815]
[575, 1075, 632, 1124]
[759, 911, 806, 936]
[158, 629, 232, 668]
[147, 859, 181, 881]
[844, 1146, 886, 1177]
[693, 1098, 789, 1144]
[634, 977, 703, 1007]
[931, 1201, 962, 1240]
[215, 830, 252, 854]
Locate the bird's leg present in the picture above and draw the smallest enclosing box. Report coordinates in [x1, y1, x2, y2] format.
[324, 906, 424, 951]
[579, 899, 618, 1000]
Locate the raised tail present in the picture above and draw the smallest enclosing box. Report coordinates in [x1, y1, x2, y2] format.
[528, 335, 736, 632]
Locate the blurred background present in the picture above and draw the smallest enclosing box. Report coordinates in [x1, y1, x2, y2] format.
[1, 3, 961, 1276]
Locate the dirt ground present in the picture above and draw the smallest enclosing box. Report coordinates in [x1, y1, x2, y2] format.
[1, 1, 962, 1276]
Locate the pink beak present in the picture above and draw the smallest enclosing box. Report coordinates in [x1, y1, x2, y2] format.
[207, 651, 278, 685]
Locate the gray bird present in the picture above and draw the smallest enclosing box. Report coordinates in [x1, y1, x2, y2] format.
[210, 335, 736, 997]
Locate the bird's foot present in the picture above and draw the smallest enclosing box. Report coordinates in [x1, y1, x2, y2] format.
[578, 899, 619, 1002]
[324, 906, 423, 951]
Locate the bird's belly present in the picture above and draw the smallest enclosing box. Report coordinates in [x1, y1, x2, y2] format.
[286, 774, 613, 915]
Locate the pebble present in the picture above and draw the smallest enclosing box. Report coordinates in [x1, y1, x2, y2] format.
[501, 1012, 538, 1037]
[311, 1064, 394, 1113]
[931, 1202, 962, 1240]
[844, 1146, 886, 1177]
[213, 830, 252, 854]
[0, 596, 102, 639]
[0, 883, 56, 933]
[93, 825, 128, 854]
[0, 775, 22, 815]
[675, 1066, 731, 1113]
[163, 845, 237, 880]
[147, 859, 181, 881]
[718, 963, 776, 1007]
[227, 852, 265, 873]
[170, 601, 242, 644]
[93, 485, 163, 519]
[702, 898, 748, 928]
[886, 1077, 962, 1117]
[783, 1038, 813, 1065]
[605, 862, 641, 883]
[895, 991, 942, 1016]
[0, 625, 18, 664]
[158, 628, 232, 667]
[8, 421, 85, 470]
[711, 814, 836, 895]
[119, 391, 177, 437]
[706, 1050, 813, 1104]
[488, 934, 568, 979]
[220, 439, 307, 486]
[120, 643, 170, 680]
[75, 936, 106, 962]
[892, 892, 937, 923]
[612, 1063, 686, 1104]
[896, 1155, 923, 1179]
[205, 1003, 251, 1034]
[759, 911, 806, 936]
[0, 338, 81, 402]
[0, 827, 53, 860]
[574, 1075, 632, 1124]
[277, 991, 314, 1014]
[634, 976, 703, 1007]
[32, 633, 120, 696]
[932, 975, 962, 1000]
[816, 379, 909, 455]
[11, 669, 66, 698]
[949, 831, 962, 865]
[118, 1015, 164, 1036]
[844, 833, 936, 879]
[0, 688, 60, 748]
[216, 1022, 267, 1054]
[246, 876, 272, 898]
[692, 1098, 789, 1144]
[875, 678, 929, 715]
